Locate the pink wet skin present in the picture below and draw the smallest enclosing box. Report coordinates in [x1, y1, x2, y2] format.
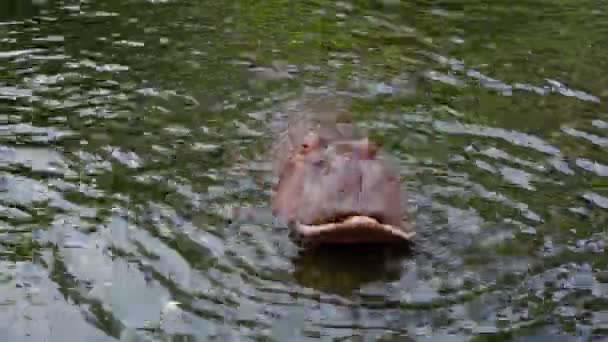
[271, 118, 414, 244]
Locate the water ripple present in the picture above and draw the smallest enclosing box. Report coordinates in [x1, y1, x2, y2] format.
[562, 126, 608, 147]
[428, 52, 602, 103]
[433, 120, 561, 156]
[582, 192, 608, 209]
[576, 158, 608, 177]
[0, 48, 46, 59]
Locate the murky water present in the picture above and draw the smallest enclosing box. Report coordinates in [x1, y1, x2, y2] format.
[1, 0, 607, 341]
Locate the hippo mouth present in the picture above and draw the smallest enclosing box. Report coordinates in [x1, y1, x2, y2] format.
[292, 215, 416, 244]
[273, 137, 417, 244]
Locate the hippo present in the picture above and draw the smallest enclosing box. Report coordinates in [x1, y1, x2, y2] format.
[269, 94, 415, 244]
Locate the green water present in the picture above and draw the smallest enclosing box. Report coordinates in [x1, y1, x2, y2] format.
[0, 0, 607, 341]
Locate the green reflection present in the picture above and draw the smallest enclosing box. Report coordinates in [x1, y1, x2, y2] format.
[0, 0, 55, 20]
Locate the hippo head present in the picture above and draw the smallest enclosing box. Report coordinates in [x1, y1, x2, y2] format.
[271, 101, 415, 244]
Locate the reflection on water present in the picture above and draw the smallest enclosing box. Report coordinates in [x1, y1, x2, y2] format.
[1, 0, 608, 340]
[292, 244, 412, 297]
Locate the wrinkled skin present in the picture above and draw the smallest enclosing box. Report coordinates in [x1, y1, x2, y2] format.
[271, 94, 415, 244]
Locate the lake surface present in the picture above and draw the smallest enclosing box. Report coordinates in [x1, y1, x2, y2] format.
[1, 0, 607, 341]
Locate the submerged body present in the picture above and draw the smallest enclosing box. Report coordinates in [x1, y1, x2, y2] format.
[270, 94, 415, 244]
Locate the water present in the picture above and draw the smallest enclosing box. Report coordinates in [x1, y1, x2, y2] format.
[1, 0, 607, 341]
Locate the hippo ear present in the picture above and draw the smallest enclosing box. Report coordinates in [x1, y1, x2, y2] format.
[354, 138, 378, 160]
[287, 118, 315, 148]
